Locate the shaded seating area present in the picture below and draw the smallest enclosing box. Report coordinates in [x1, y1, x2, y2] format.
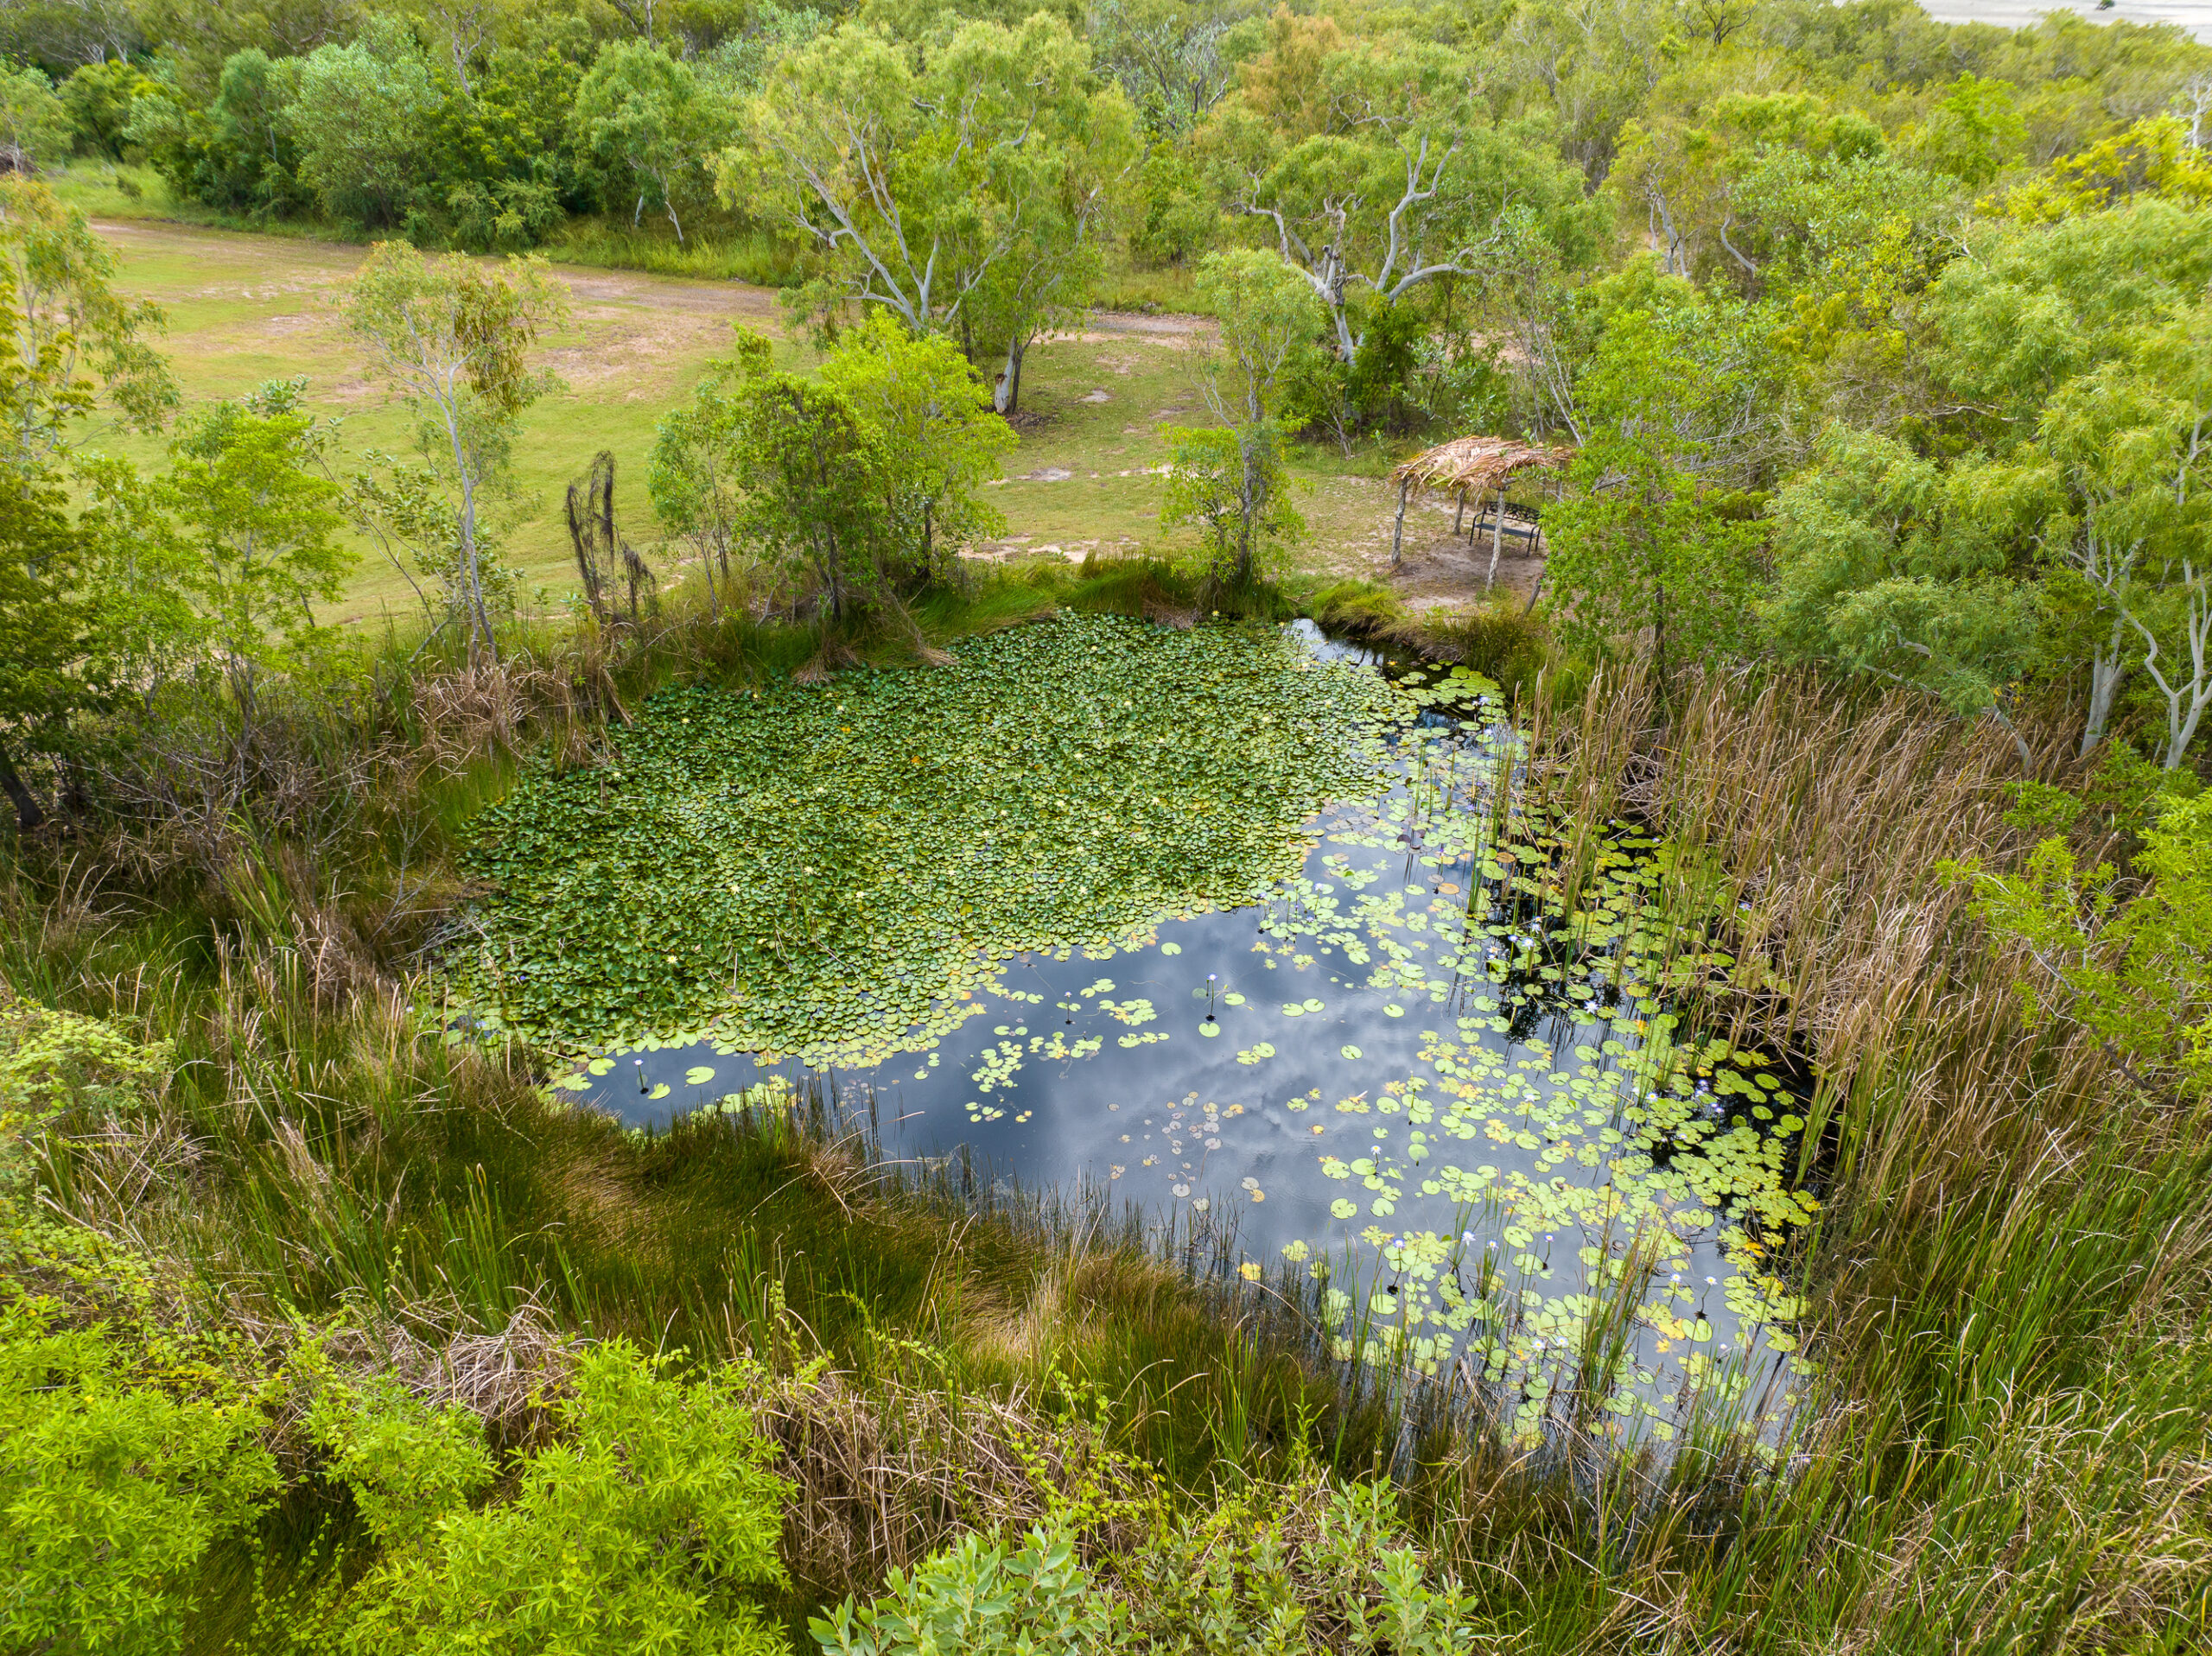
[1389, 435, 1576, 589]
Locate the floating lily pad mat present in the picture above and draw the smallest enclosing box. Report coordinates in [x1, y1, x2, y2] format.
[543, 624, 1819, 1448]
[453, 613, 1407, 1055]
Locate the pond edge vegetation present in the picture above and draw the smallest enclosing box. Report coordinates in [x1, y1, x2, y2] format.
[9, 542, 2212, 1648]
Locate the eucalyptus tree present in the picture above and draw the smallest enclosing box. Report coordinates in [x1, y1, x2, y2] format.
[964, 122, 1135, 417]
[717, 13, 1134, 352]
[1605, 92, 1953, 299]
[2180, 71, 2212, 149]
[1919, 198, 2212, 762]
[572, 40, 730, 245]
[1758, 190, 2212, 768]
[1201, 32, 1596, 362]
[1162, 250, 1319, 588]
[0, 178, 175, 470]
[1089, 0, 1244, 139]
[1491, 0, 1669, 187]
[2029, 332, 2212, 769]
[342, 243, 567, 660]
[1542, 289, 1767, 695]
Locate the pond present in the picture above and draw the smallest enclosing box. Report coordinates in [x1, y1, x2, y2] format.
[451, 613, 1815, 1447]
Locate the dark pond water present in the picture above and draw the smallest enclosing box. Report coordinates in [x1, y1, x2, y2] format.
[552, 622, 1811, 1446]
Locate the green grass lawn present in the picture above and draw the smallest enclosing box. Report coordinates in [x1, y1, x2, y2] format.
[77, 203, 1465, 627]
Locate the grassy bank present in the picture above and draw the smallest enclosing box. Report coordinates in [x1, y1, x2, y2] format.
[47, 162, 804, 285]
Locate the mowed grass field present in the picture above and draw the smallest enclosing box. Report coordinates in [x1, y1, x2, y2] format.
[83, 213, 1480, 625]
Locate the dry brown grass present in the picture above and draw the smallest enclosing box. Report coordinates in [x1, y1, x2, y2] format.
[741, 1362, 1147, 1601]
[315, 1298, 582, 1450]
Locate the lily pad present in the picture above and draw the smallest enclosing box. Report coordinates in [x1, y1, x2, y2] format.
[448, 614, 1404, 1063]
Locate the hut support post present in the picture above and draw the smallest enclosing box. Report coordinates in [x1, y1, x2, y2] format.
[1452, 492, 1464, 535]
[1486, 485, 1506, 589]
[1391, 477, 1410, 567]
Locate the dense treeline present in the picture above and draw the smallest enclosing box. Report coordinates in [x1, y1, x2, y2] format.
[1, 0, 2207, 776]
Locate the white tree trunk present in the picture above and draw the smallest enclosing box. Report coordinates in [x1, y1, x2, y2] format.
[2081, 614, 2129, 758]
[2133, 562, 2212, 770]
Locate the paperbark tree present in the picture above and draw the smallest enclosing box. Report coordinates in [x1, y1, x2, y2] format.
[1203, 33, 1595, 359]
[719, 14, 1133, 346]
[342, 243, 566, 660]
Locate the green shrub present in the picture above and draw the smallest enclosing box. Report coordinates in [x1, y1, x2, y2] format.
[0, 993, 280, 1654]
[813, 1477, 1484, 1655]
[303, 1369, 499, 1551]
[811, 1524, 1117, 1654]
[332, 1340, 792, 1656]
[0, 1299, 280, 1655]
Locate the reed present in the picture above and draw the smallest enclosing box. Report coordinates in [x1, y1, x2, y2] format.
[1388, 663, 2212, 1645]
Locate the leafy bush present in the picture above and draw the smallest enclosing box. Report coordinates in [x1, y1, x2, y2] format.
[1950, 784, 2212, 1106]
[0, 993, 277, 1655]
[811, 1524, 1116, 1654]
[58, 60, 156, 161]
[0, 64, 68, 174]
[0, 1299, 279, 1655]
[330, 1340, 793, 1656]
[813, 1477, 1484, 1655]
[1129, 146, 1217, 269]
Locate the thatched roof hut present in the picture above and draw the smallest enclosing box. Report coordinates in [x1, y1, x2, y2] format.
[1389, 435, 1576, 568]
[1390, 435, 1576, 500]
